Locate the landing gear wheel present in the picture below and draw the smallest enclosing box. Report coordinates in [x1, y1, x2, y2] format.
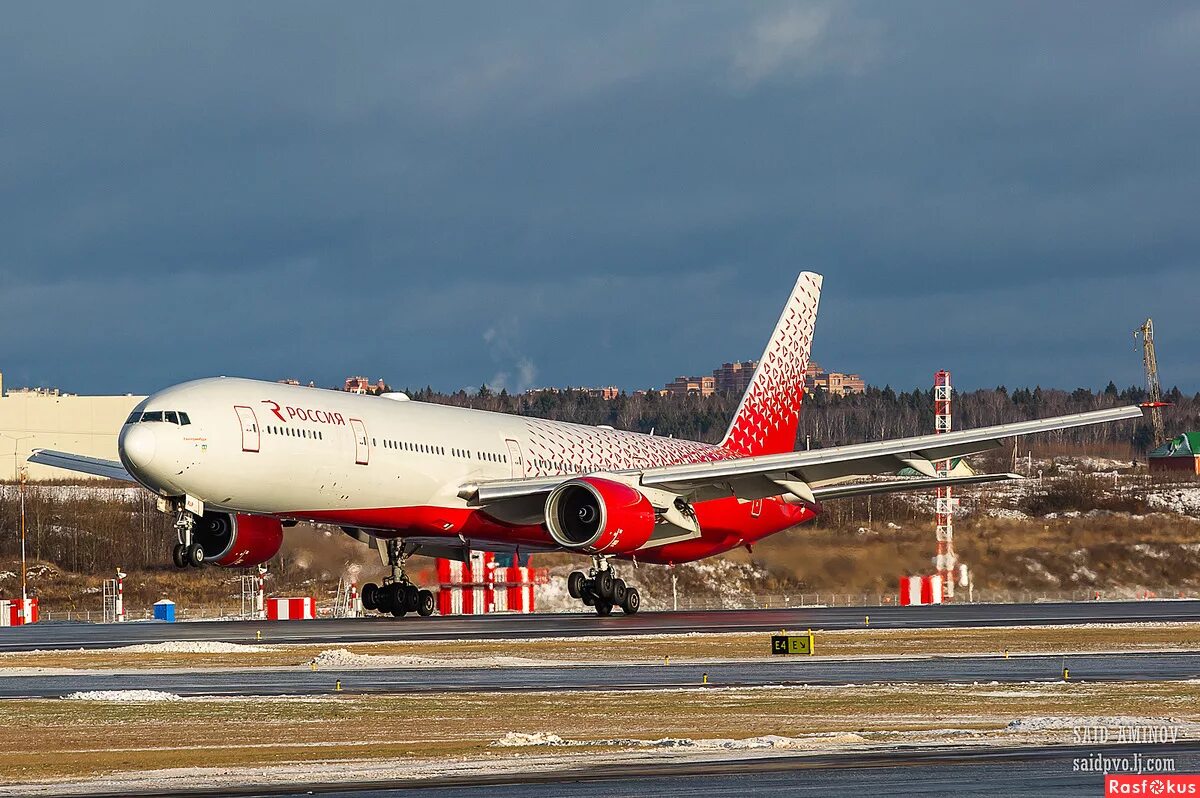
[612, 579, 627, 605]
[620, 587, 640, 615]
[391, 603, 408, 618]
[416, 589, 435, 617]
[595, 600, 614, 617]
[404, 584, 420, 613]
[376, 585, 395, 614]
[171, 543, 187, 569]
[567, 571, 586, 599]
[186, 543, 205, 567]
[581, 585, 597, 607]
[595, 570, 615, 600]
[361, 583, 379, 611]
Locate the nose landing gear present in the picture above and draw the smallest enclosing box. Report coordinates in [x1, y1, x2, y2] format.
[567, 556, 640, 616]
[361, 538, 435, 618]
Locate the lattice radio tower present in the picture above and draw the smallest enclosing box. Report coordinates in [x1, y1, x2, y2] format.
[934, 370, 957, 600]
[1134, 318, 1167, 449]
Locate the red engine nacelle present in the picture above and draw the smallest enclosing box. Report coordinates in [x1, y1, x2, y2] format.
[192, 512, 284, 567]
[544, 477, 656, 555]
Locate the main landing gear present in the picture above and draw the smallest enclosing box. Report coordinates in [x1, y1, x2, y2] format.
[170, 509, 205, 569]
[361, 539, 435, 618]
[567, 556, 640, 616]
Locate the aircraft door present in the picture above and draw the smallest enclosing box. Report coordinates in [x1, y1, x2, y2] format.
[234, 406, 260, 453]
[350, 418, 369, 465]
[505, 439, 525, 478]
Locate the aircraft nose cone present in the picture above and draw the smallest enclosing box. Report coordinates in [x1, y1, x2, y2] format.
[120, 424, 157, 470]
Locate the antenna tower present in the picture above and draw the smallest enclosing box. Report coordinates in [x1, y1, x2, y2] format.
[1134, 319, 1167, 448]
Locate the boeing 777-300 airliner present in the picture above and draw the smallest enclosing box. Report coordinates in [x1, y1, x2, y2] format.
[32, 273, 1142, 617]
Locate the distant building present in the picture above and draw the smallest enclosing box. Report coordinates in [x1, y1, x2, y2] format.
[1149, 433, 1200, 474]
[666, 375, 715, 397]
[714, 360, 757, 394]
[344, 377, 390, 395]
[525, 386, 621, 400]
[0, 371, 144, 481]
[665, 358, 865, 397]
[804, 361, 865, 397]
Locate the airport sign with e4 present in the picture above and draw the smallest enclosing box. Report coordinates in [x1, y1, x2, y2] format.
[771, 632, 815, 655]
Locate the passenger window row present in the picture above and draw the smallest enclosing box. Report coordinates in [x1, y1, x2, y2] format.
[381, 439, 446, 456]
[265, 425, 324, 440]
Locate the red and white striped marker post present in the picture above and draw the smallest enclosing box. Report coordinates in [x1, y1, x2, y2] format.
[350, 580, 360, 617]
[116, 569, 127, 622]
[256, 565, 267, 620]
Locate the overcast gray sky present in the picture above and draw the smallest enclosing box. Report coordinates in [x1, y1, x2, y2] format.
[3, 2, 1197, 395]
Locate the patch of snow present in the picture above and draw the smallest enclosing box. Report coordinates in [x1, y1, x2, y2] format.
[1132, 543, 1172, 560]
[308, 648, 556, 669]
[534, 575, 588, 614]
[985, 508, 1029, 520]
[115, 642, 274, 654]
[1017, 557, 1062, 587]
[64, 690, 181, 702]
[1146, 487, 1200, 516]
[1005, 716, 1177, 733]
[493, 732, 869, 749]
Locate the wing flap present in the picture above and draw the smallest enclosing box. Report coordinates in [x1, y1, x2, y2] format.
[810, 472, 1021, 501]
[27, 450, 134, 482]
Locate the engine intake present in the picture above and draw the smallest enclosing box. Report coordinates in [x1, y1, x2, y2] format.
[192, 511, 284, 567]
[544, 477, 656, 555]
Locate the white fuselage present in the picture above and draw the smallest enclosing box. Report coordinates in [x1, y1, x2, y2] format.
[119, 377, 729, 540]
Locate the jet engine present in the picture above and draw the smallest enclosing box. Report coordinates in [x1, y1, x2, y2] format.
[192, 511, 284, 567]
[544, 477, 656, 555]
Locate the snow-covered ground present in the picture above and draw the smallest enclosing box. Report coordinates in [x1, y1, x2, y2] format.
[307, 648, 560, 669]
[64, 690, 181, 702]
[114, 641, 275, 654]
[0, 484, 145, 503]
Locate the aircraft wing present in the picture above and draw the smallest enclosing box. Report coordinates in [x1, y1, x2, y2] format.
[461, 405, 1142, 506]
[27, 449, 135, 482]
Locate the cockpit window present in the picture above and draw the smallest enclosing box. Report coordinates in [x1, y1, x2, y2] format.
[131, 410, 190, 424]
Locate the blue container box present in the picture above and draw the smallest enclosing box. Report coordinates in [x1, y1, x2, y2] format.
[152, 599, 175, 623]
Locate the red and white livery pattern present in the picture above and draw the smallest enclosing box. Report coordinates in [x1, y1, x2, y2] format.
[721, 272, 822, 457]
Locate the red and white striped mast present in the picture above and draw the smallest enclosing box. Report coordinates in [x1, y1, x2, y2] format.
[934, 370, 957, 601]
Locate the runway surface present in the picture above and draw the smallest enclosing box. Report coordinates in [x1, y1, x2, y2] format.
[5, 650, 1198, 698]
[73, 743, 1200, 797]
[2, 599, 1197, 652]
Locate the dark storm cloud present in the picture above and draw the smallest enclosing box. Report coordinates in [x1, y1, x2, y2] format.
[2, 2, 1197, 395]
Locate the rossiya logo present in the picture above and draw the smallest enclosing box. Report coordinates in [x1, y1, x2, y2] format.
[261, 400, 346, 426]
[1107, 776, 1200, 796]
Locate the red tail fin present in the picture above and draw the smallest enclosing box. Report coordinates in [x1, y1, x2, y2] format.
[720, 272, 822, 457]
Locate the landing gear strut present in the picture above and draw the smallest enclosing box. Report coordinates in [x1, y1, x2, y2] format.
[361, 539, 435, 618]
[568, 556, 640, 616]
[171, 508, 205, 569]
